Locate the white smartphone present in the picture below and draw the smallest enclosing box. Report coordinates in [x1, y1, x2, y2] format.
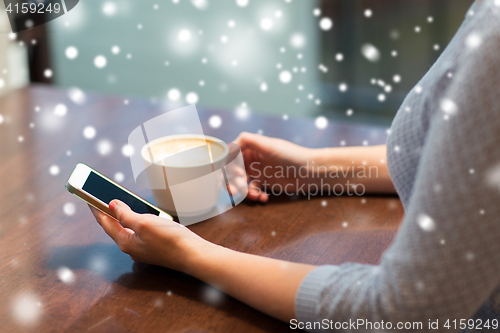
[66, 163, 173, 221]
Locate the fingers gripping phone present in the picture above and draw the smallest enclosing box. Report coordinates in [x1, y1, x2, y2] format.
[66, 163, 173, 221]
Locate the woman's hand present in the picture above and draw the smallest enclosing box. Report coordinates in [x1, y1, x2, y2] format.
[89, 200, 213, 272]
[231, 132, 315, 203]
[89, 199, 316, 323]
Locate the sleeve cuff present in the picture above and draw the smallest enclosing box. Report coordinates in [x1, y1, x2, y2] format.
[295, 265, 340, 324]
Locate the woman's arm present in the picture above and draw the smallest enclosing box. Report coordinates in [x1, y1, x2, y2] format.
[232, 132, 395, 203]
[90, 202, 315, 322]
[188, 241, 315, 322]
[309, 145, 395, 194]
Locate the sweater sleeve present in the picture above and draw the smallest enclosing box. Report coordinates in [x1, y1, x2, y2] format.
[295, 12, 500, 332]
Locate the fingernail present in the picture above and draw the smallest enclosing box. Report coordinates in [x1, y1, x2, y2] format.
[109, 200, 118, 211]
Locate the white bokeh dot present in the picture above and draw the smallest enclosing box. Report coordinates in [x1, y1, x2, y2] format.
[417, 214, 435, 232]
[88, 255, 108, 273]
[57, 267, 75, 284]
[235, 103, 251, 120]
[63, 202, 76, 216]
[44, 69, 53, 78]
[114, 172, 125, 183]
[94, 55, 107, 69]
[83, 126, 96, 139]
[236, 0, 248, 7]
[465, 32, 482, 49]
[49, 165, 60, 176]
[319, 17, 333, 31]
[68, 87, 86, 105]
[121, 144, 134, 157]
[440, 98, 458, 115]
[102, 2, 117, 16]
[361, 43, 381, 62]
[315, 116, 328, 129]
[97, 139, 113, 156]
[167, 88, 181, 101]
[178, 29, 192, 42]
[185, 92, 199, 104]
[209, 115, 222, 128]
[279, 70, 292, 84]
[53, 104, 67, 117]
[260, 18, 273, 30]
[290, 33, 306, 48]
[65, 46, 78, 60]
[12, 294, 41, 325]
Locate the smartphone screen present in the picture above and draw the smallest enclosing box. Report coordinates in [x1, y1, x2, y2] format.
[82, 171, 160, 215]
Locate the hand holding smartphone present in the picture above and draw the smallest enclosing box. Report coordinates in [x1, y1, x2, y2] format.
[66, 163, 173, 221]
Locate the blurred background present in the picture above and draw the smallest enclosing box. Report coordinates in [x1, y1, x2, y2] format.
[1, 0, 473, 126]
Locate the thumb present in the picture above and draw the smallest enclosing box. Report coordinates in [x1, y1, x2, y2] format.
[109, 200, 141, 231]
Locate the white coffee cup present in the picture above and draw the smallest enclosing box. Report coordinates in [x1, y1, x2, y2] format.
[141, 134, 229, 217]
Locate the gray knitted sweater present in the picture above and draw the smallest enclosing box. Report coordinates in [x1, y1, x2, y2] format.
[295, 1, 500, 331]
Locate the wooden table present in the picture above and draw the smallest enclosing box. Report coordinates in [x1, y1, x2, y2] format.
[0, 86, 403, 332]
